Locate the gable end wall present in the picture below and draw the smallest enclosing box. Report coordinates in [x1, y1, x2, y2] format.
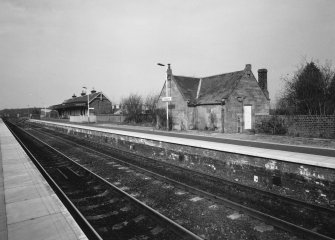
[226, 72, 270, 132]
[156, 78, 188, 130]
[90, 98, 113, 114]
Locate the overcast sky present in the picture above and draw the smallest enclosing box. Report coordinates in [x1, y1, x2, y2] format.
[0, 0, 334, 109]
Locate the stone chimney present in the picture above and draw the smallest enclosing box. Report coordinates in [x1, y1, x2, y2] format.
[81, 91, 86, 96]
[91, 89, 96, 94]
[258, 68, 269, 98]
[166, 64, 172, 93]
[167, 64, 172, 80]
[245, 64, 252, 71]
[72, 94, 76, 98]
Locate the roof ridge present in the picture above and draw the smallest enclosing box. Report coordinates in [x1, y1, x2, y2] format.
[63, 92, 100, 103]
[196, 69, 245, 104]
[173, 74, 200, 79]
[174, 70, 243, 80]
[201, 70, 244, 79]
[196, 78, 202, 99]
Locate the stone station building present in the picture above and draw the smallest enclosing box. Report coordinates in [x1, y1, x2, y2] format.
[156, 64, 270, 132]
[51, 89, 113, 118]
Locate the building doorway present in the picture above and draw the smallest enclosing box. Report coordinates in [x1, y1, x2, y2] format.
[243, 105, 252, 129]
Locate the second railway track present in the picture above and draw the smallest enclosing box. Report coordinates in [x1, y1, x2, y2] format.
[6, 119, 335, 240]
[5, 120, 201, 240]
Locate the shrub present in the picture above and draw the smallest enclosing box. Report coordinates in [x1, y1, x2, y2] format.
[255, 115, 287, 135]
[155, 108, 173, 130]
[144, 93, 159, 124]
[121, 93, 143, 123]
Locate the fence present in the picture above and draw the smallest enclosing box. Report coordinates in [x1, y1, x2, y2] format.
[255, 115, 335, 138]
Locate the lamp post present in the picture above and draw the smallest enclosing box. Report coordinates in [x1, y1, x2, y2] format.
[157, 63, 171, 130]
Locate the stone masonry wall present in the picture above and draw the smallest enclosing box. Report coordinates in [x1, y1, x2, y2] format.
[191, 105, 222, 131]
[90, 98, 112, 114]
[225, 70, 270, 133]
[36, 121, 335, 209]
[96, 114, 126, 123]
[157, 79, 188, 130]
[256, 115, 335, 138]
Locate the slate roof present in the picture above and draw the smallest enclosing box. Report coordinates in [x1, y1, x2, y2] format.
[197, 71, 244, 104]
[51, 92, 109, 110]
[172, 76, 200, 103]
[173, 70, 245, 105]
[63, 92, 100, 104]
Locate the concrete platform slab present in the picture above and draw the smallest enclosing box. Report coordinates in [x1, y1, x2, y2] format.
[6, 196, 58, 224]
[4, 173, 36, 189]
[5, 183, 49, 204]
[8, 213, 85, 240]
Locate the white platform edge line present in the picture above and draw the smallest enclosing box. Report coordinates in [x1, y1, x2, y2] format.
[0, 123, 8, 240]
[31, 120, 335, 169]
[0, 119, 88, 240]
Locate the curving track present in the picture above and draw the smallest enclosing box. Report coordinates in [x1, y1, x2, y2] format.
[5, 120, 201, 240]
[5, 119, 335, 240]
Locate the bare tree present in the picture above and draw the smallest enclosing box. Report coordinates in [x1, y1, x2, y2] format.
[121, 93, 143, 123]
[144, 93, 159, 123]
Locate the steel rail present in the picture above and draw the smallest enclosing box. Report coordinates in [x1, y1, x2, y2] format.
[30, 125, 335, 218]
[4, 121, 103, 240]
[27, 124, 335, 240]
[30, 122, 335, 216]
[6, 120, 203, 240]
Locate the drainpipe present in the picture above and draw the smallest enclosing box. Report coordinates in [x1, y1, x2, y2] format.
[221, 98, 226, 133]
[237, 96, 245, 133]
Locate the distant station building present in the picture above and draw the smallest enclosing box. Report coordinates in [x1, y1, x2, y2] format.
[51, 89, 113, 118]
[40, 108, 52, 118]
[156, 64, 270, 133]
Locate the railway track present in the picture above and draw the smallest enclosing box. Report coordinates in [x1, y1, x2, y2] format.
[24, 121, 335, 240]
[5, 120, 201, 240]
[6, 120, 335, 239]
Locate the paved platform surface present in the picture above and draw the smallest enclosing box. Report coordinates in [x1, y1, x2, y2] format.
[33, 120, 335, 169]
[0, 119, 88, 240]
[94, 124, 335, 157]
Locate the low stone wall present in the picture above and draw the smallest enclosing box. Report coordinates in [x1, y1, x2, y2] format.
[42, 117, 70, 123]
[96, 114, 126, 123]
[69, 115, 97, 123]
[256, 115, 335, 138]
[34, 121, 335, 209]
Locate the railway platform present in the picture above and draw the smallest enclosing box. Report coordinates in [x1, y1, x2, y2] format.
[0, 119, 87, 240]
[32, 120, 335, 169]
